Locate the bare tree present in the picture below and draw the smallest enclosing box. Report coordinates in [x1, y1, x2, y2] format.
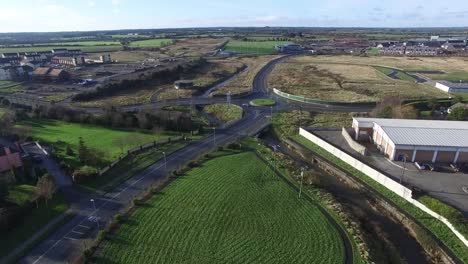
[35, 174, 56, 208]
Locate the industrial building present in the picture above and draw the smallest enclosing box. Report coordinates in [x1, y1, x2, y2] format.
[435, 81, 468, 93]
[352, 117, 468, 163]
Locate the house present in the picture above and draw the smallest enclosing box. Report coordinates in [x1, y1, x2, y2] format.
[275, 43, 304, 54]
[435, 81, 468, 93]
[47, 68, 70, 81]
[379, 45, 406, 56]
[352, 117, 468, 163]
[0, 67, 15, 80]
[51, 56, 85, 67]
[0, 144, 23, 174]
[32, 67, 52, 80]
[1, 53, 19, 59]
[404, 46, 439, 56]
[51, 49, 69, 55]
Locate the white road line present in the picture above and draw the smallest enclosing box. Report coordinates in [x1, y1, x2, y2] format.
[71, 230, 85, 235]
[63, 236, 78, 241]
[78, 225, 90, 229]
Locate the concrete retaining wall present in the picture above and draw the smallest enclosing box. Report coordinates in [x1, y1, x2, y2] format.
[299, 128, 468, 249]
[341, 128, 367, 156]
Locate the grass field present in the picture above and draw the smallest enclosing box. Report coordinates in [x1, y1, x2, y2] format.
[19, 119, 172, 166]
[96, 152, 345, 263]
[0, 80, 24, 94]
[204, 104, 243, 123]
[213, 55, 282, 96]
[250, 98, 276, 106]
[0, 193, 68, 258]
[129, 39, 173, 48]
[269, 56, 446, 102]
[300, 55, 468, 81]
[224, 40, 289, 55]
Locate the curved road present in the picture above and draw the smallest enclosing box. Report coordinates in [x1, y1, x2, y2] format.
[14, 55, 368, 264]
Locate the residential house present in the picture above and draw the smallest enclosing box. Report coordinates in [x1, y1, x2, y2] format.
[0, 144, 22, 174]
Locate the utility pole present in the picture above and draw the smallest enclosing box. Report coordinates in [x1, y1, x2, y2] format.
[162, 151, 167, 170]
[213, 127, 216, 146]
[401, 155, 407, 184]
[227, 91, 231, 106]
[299, 167, 305, 199]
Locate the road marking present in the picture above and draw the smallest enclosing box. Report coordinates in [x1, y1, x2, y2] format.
[78, 225, 90, 229]
[463, 186, 468, 194]
[71, 230, 85, 235]
[63, 236, 78, 241]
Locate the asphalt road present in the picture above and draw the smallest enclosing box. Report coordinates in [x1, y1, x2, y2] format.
[16, 55, 371, 264]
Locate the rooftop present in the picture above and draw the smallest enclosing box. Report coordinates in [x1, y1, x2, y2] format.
[354, 117, 468, 148]
[437, 81, 468, 89]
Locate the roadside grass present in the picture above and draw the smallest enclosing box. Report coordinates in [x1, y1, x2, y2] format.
[224, 40, 289, 55]
[96, 152, 346, 263]
[374, 66, 393, 75]
[211, 55, 282, 96]
[204, 104, 243, 123]
[129, 39, 173, 48]
[0, 81, 25, 94]
[291, 135, 468, 263]
[6, 184, 36, 206]
[395, 71, 417, 82]
[269, 56, 447, 102]
[18, 119, 173, 167]
[83, 142, 186, 192]
[0, 194, 68, 258]
[367, 47, 380, 56]
[432, 72, 468, 82]
[250, 98, 276, 106]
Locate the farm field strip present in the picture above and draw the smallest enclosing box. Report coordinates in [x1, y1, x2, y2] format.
[96, 152, 346, 263]
[224, 40, 289, 55]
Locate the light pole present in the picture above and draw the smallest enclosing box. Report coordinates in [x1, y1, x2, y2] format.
[299, 167, 305, 199]
[401, 154, 407, 184]
[212, 127, 216, 146]
[90, 199, 96, 211]
[162, 151, 167, 170]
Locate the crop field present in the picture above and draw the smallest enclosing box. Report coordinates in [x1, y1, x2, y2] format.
[18, 119, 170, 166]
[129, 39, 173, 48]
[224, 40, 289, 55]
[96, 152, 345, 263]
[163, 38, 226, 57]
[269, 56, 446, 102]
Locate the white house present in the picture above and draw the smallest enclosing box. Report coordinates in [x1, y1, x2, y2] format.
[435, 81, 468, 93]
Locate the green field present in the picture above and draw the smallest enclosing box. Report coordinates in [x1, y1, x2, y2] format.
[96, 152, 345, 263]
[250, 98, 276, 106]
[129, 39, 173, 48]
[224, 40, 289, 55]
[0, 80, 24, 94]
[431, 72, 468, 82]
[0, 44, 121, 53]
[204, 104, 243, 122]
[19, 119, 172, 166]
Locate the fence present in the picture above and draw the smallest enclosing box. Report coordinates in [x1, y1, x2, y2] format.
[273, 88, 376, 107]
[299, 128, 468, 248]
[98, 136, 183, 176]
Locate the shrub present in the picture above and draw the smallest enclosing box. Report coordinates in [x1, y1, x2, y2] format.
[72, 166, 98, 183]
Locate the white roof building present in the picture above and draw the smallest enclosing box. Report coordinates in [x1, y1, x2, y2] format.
[352, 118, 468, 163]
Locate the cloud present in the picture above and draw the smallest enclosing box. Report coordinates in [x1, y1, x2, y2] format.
[89, 1, 96, 7]
[111, 0, 121, 5]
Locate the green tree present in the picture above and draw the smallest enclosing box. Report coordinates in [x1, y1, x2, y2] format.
[376, 105, 393, 118]
[35, 174, 56, 207]
[427, 98, 438, 111]
[78, 137, 90, 164]
[448, 107, 467, 121]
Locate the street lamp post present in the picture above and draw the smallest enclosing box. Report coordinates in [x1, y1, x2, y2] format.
[401, 155, 407, 184]
[90, 199, 100, 229]
[213, 127, 216, 146]
[299, 167, 305, 199]
[162, 151, 167, 170]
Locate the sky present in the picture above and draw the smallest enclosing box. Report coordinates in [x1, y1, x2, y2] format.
[0, 0, 468, 32]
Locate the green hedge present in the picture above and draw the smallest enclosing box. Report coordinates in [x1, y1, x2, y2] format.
[292, 135, 468, 263]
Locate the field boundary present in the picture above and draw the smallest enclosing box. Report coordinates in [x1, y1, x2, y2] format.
[298, 128, 468, 250]
[98, 136, 183, 176]
[273, 88, 376, 107]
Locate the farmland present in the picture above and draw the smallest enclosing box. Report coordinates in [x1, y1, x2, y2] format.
[18, 119, 172, 166]
[269, 56, 447, 102]
[224, 40, 289, 55]
[128, 39, 173, 48]
[0, 42, 122, 53]
[96, 152, 346, 263]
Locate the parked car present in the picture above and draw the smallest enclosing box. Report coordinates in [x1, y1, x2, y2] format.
[459, 163, 468, 173]
[32, 154, 42, 163]
[423, 163, 435, 171]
